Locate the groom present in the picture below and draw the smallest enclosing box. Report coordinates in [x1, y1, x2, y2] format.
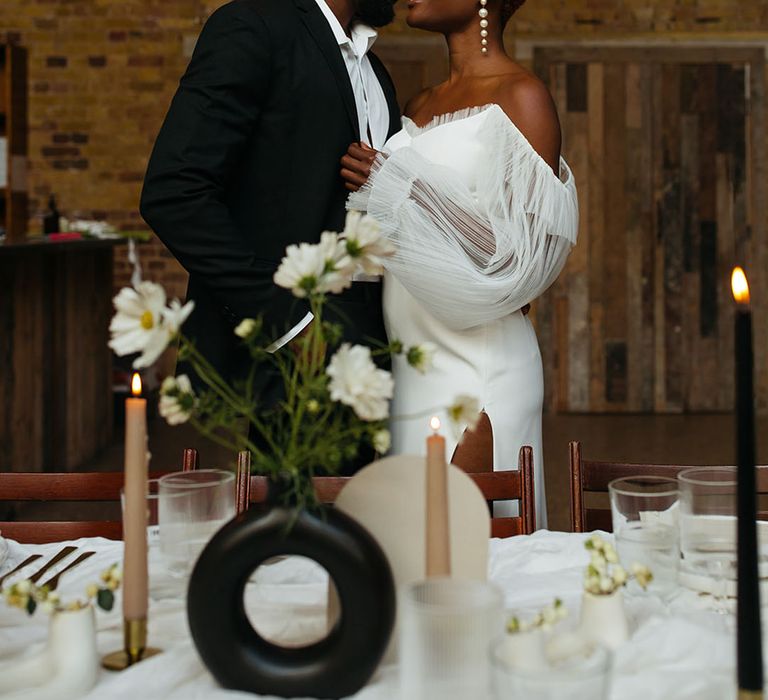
[140, 0, 399, 386]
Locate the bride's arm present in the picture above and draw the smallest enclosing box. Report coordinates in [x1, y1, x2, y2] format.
[347, 106, 578, 330]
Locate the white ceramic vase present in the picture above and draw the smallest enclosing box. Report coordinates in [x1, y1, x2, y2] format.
[495, 628, 548, 671]
[0, 605, 99, 700]
[579, 589, 630, 651]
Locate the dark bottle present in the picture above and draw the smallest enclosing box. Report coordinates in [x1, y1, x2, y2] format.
[43, 194, 60, 235]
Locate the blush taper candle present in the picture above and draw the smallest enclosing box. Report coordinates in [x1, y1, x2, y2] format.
[426, 416, 451, 577]
[123, 372, 149, 622]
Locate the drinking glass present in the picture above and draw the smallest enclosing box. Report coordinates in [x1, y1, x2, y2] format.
[678, 467, 738, 604]
[609, 475, 679, 598]
[121, 479, 161, 546]
[158, 469, 236, 578]
[491, 638, 611, 700]
[399, 578, 504, 700]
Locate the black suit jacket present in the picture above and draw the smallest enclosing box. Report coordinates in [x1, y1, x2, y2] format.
[140, 0, 400, 382]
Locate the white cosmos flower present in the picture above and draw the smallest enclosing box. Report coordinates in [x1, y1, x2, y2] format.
[159, 374, 196, 426]
[315, 231, 354, 295]
[274, 233, 353, 297]
[274, 242, 328, 297]
[162, 298, 194, 334]
[342, 210, 395, 275]
[406, 343, 436, 374]
[326, 344, 394, 421]
[109, 281, 173, 369]
[446, 394, 481, 439]
[373, 429, 391, 454]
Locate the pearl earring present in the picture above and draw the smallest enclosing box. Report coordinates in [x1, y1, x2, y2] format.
[479, 0, 489, 55]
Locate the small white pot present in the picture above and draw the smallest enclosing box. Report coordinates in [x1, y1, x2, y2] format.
[579, 589, 629, 651]
[0, 605, 99, 700]
[495, 628, 548, 671]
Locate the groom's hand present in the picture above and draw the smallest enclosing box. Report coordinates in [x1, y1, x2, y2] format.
[341, 142, 378, 192]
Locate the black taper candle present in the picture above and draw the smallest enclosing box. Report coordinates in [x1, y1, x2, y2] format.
[733, 267, 763, 697]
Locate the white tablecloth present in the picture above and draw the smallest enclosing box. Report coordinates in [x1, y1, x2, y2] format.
[0, 531, 748, 699]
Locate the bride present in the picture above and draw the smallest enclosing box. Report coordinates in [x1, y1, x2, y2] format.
[341, 0, 578, 527]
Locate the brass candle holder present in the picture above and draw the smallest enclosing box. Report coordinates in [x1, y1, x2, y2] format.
[102, 618, 162, 670]
[737, 691, 764, 700]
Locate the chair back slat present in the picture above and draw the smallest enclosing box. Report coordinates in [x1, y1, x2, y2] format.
[240, 446, 537, 537]
[235, 451, 252, 515]
[569, 440, 768, 532]
[469, 471, 521, 500]
[182, 448, 199, 472]
[490, 517, 524, 538]
[0, 521, 123, 544]
[0, 471, 172, 502]
[0, 448, 201, 543]
[583, 509, 612, 533]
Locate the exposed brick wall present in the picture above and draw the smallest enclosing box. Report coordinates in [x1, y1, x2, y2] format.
[0, 0, 215, 300]
[0, 0, 764, 305]
[391, 1, 768, 34]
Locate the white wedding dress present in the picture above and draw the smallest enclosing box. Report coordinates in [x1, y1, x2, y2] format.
[348, 103, 579, 528]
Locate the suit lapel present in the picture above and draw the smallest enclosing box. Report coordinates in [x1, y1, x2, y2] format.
[295, 0, 359, 138]
[368, 51, 402, 140]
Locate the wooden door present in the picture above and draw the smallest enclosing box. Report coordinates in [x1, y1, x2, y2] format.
[374, 36, 448, 110]
[531, 47, 766, 414]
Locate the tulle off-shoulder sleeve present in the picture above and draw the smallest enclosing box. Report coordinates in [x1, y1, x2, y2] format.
[347, 104, 578, 330]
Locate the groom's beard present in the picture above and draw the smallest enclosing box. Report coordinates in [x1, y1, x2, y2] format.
[353, 0, 396, 27]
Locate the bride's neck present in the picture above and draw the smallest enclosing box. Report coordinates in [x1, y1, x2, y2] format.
[445, 25, 509, 80]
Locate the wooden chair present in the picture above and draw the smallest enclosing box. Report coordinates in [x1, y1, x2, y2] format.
[569, 440, 768, 533]
[0, 449, 202, 543]
[235, 446, 537, 537]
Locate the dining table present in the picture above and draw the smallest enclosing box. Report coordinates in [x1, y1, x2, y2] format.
[0, 529, 753, 700]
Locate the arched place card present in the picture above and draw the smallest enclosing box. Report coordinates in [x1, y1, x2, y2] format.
[333, 455, 490, 660]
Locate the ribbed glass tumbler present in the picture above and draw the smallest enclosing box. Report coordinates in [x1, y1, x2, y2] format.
[399, 578, 504, 700]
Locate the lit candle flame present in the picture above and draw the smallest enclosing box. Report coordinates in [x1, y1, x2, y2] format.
[731, 267, 750, 305]
[430, 416, 441, 432]
[131, 372, 142, 397]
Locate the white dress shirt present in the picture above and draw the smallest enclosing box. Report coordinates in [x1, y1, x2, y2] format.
[268, 0, 390, 352]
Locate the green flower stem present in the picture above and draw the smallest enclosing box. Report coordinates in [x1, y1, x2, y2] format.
[188, 416, 258, 458]
[179, 335, 282, 457]
[369, 343, 404, 358]
[179, 336, 242, 406]
[300, 403, 336, 447]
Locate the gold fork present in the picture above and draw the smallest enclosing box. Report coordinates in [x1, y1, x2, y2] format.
[27, 546, 77, 584]
[0, 554, 43, 589]
[40, 551, 96, 591]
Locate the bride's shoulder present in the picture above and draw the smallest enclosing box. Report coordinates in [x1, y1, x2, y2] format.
[491, 69, 561, 174]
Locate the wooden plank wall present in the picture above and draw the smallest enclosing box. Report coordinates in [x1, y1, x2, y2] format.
[0, 245, 114, 471]
[532, 46, 767, 414]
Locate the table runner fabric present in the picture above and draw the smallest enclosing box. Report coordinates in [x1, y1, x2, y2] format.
[0, 531, 746, 699]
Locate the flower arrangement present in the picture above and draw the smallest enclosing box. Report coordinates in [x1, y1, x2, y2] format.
[583, 534, 653, 595]
[506, 598, 568, 634]
[3, 564, 121, 615]
[109, 212, 477, 509]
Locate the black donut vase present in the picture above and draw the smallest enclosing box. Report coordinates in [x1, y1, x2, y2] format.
[187, 504, 396, 699]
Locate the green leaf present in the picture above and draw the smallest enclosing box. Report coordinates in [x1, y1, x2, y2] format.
[97, 588, 115, 612]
